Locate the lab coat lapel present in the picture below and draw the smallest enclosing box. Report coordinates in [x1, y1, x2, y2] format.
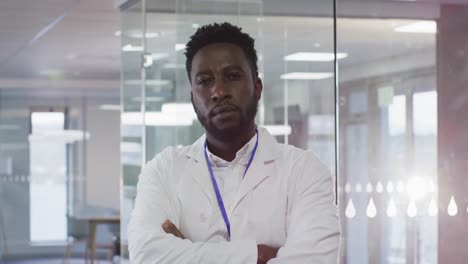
[235, 156, 269, 205]
[234, 127, 281, 208]
[190, 158, 215, 205]
[186, 135, 215, 205]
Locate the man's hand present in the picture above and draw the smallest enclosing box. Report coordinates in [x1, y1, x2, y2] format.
[257, 244, 279, 264]
[162, 219, 186, 239]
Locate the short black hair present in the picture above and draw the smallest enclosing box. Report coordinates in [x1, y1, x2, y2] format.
[185, 22, 258, 81]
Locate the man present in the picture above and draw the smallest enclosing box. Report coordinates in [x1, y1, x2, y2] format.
[128, 22, 340, 264]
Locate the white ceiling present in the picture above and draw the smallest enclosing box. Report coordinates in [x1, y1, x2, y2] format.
[0, 0, 466, 94]
[0, 0, 120, 90]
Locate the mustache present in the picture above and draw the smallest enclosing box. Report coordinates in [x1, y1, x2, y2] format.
[210, 102, 240, 117]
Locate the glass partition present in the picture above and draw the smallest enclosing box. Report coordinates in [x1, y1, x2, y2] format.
[119, 0, 336, 261]
[119, 0, 468, 263]
[337, 1, 468, 263]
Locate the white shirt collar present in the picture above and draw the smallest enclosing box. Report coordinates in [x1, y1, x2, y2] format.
[206, 132, 257, 168]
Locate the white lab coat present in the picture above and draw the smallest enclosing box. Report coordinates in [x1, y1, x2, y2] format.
[128, 127, 340, 264]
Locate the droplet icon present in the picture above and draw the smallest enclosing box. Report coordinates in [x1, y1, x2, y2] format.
[407, 199, 417, 218]
[366, 182, 373, 193]
[345, 183, 351, 193]
[367, 198, 377, 218]
[387, 198, 397, 218]
[447, 196, 458, 216]
[345, 198, 356, 219]
[376, 181, 384, 193]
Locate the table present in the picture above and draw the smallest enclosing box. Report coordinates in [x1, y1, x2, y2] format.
[86, 216, 120, 264]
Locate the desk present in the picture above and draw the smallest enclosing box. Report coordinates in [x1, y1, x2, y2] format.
[87, 216, 120, 264]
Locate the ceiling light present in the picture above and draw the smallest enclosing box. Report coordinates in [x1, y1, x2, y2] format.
[192, 23, 200, 29]
[280, 72, 333, 80]
[121, 112, 194, 126]
[99, 104, 121, 111]
[284, 52, 347, 61]
[131, 96, 166, 102]
[122, 44, 143, 52]
[126, 30, 159, 39]
[175, 43, 186, 51]
[124, 80, 171, 86]
[114, 30, 121, 36]
[394, 21, 437, 33]
[163, 63, 185, 69]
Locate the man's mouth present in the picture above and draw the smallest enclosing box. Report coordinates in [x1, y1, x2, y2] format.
[212, 104, 238, 116]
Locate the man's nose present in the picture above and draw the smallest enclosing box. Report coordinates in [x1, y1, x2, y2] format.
[211, 79, 231, 102]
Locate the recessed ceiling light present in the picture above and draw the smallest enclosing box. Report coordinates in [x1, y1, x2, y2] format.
[125, 30, 159, 39]
[192, 23, 200, 29]
[280, 72, 333, 80]
[284, 52, 347, 61]
[175, 43, 186, 51]
[114, 30, 121, 36]
[122, 44, 143, 52]
[394, 21, 437, 33]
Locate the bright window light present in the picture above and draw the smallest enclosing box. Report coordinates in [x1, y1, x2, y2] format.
[30, 112, 67, 242]
[280, 72, 333, 80]
[284, 52, 348, 61]
[394, 21, 437, 33]
[388, 95, 406, 135]
[406, 176, 429, 201]
[413, 91, 437, 135]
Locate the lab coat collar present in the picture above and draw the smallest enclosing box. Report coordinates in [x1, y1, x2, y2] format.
[185, 126, 281, 163]
[184, 126, 282, 205]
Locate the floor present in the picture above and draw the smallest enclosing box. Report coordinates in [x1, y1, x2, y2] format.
[1, 258, 116, 264]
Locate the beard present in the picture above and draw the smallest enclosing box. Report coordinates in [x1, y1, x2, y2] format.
[192, 94, 258, 142]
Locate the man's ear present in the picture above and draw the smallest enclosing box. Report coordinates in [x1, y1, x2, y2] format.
[254, 76, 263, 101]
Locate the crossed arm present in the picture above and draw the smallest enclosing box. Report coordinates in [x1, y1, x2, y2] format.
[161, 219, 279, 264]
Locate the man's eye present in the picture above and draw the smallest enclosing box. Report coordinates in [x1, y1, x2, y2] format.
[227, 72, 241, 80]
[196, 77, 211, 86]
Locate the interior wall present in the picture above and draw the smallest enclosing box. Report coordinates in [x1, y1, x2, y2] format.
[0, 88, 120, 256]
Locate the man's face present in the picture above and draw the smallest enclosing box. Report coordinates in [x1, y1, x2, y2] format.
[190, 42, 262, 141]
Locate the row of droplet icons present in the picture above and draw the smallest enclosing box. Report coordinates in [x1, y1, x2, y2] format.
[345, 196, 465, 218]
[342, 180, 436, 194]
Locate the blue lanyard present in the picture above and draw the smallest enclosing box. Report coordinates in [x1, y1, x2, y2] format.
[204, 130, 259, 239]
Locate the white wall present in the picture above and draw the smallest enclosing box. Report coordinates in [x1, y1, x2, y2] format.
[85, 100, 120, 210]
